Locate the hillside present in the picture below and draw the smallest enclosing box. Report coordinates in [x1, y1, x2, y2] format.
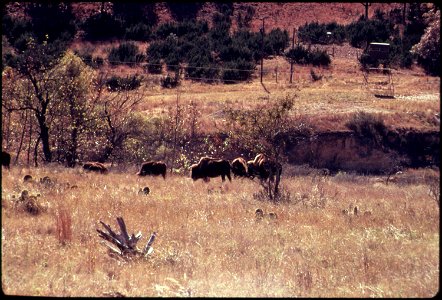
[67, 2, 404, 32]
[2, 2, 440, 171]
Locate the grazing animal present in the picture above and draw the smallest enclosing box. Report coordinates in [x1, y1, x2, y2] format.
[83, 162, 108, 174]
[137, 161, 167, 179]
[2, 151, 11, 169]
[255, 208, 264, 221]
[231, 157, 248, 177]
[247, 153, 282, 182]
[191, 157, 231, 182]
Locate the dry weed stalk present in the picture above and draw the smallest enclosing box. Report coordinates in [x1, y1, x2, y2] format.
[56, 206, 72, 245]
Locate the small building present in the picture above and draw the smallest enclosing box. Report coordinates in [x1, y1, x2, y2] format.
[367, 42, 390, 60]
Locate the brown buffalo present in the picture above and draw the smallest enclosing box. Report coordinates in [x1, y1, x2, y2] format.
[231, 157, 248, 177]
[191, 157, 231, 182]
[83, 162, 108, 174]
[247, 153, 282, 182]
[2, 151, 11, 169]
[137, 161, 167, 179]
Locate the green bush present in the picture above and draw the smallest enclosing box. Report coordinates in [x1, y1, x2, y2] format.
[161, 73, 179, 88]
[285, 44, 331, 67]
[346, 17, 391, 49]
[82, 12, 124, 41]
[185, 46, 219, 82]
[264, 28, 289, 55]
[146, 57, 162, 74]
[108, 42, 145, 66]
[125, 22, 152, 41]
[77, 53, 104, 69]
[222, 59, 255, 83]
[308, 48, 331, 66]
[298, 21, 329, 44]
[106, 75, 142, 92]
[345, 111, 387, 147]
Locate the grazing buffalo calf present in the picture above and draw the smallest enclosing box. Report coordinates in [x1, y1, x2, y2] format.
[2, 151, 11, 169]
[191, 157, 231, 182]
[83, 162, 108, 174]
[137, 161, 167, 179]
[231, 157, 248, 177]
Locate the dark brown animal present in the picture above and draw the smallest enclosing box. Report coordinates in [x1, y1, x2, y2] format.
[247, 153, 282, 182]
[191, 157, 231, 182]
[231, 157, 248, 177]
[2, 151, 11, 169]
[83, 162, 108, 174]
[137, 161, 167, 179]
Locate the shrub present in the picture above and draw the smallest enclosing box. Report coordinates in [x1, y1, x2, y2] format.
[308, 48, 331, 66]
[345, 111, 388, 147]
[108, 42, 145, 66]
[285, 44, 331, 67]
[125, 22, 152, 41]
[146, 57, 162, 74]
[298, 21, 329, 45]
[77, 53, 104, 69]
[264, 28, 289, 55]
[284, 44, 309, 64]
[106, 75, 142, 92]
[310, 69, 322, 81]
[161, 73, 179, 88]
[346, 17, 391, 49]
[185, 46, 219, 82]
[222, 59, 255, 83]
[82, 12, 124, 41]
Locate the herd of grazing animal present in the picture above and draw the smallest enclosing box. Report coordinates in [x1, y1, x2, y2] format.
[2, 149, 281, 183]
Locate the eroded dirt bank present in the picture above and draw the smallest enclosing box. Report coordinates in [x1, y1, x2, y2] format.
[285, 129, 439, 174]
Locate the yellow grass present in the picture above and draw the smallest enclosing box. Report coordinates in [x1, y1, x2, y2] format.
[1, 166, 439, 297]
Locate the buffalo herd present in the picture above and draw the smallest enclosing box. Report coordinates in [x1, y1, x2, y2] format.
[4, 151, 281, 183]
[131, 153, 280, 183]
[190, 154, 282, 183]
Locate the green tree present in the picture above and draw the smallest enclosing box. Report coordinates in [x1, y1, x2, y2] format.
[8, 37, 67, 162]
[411, 9, 440, 75]
[225, 95, 299, 199]
[50, 50, 96, 166]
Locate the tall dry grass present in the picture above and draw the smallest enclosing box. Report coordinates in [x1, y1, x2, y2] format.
[1, 165, 439, 297]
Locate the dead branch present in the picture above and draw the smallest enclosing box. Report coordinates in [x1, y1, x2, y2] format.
[96, 217, 156, 258]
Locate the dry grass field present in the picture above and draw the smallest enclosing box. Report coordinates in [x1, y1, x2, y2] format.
[72, 40, 439, 133]
[1, 164, 439, 297]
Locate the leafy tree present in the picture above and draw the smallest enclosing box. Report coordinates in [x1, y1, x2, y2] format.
[232, 30, 262, 62]
[264, 28, 289, 55]
[222, 59, 255, 83]
[125, 22, 152, 41]
[185, 44, 219, 82]
[50, 50, 95, 166]
[225, 95, 298, 199]
[93, 74, 146, 162]
[346, 16, 391, 49]
[81, 11, 124, 41]
[7, 37, 67, 162]
[411, 9, 440, 75]
[236, 4, 255, 30]
[167, 3, 203, 21]
[25, 2, 76, 43]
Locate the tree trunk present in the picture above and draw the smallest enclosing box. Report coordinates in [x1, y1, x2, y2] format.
[37, 115, 52, 162]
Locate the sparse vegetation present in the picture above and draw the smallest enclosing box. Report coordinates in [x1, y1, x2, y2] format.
[1, 3, 440, 297]
[1, 167, 439, 297]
